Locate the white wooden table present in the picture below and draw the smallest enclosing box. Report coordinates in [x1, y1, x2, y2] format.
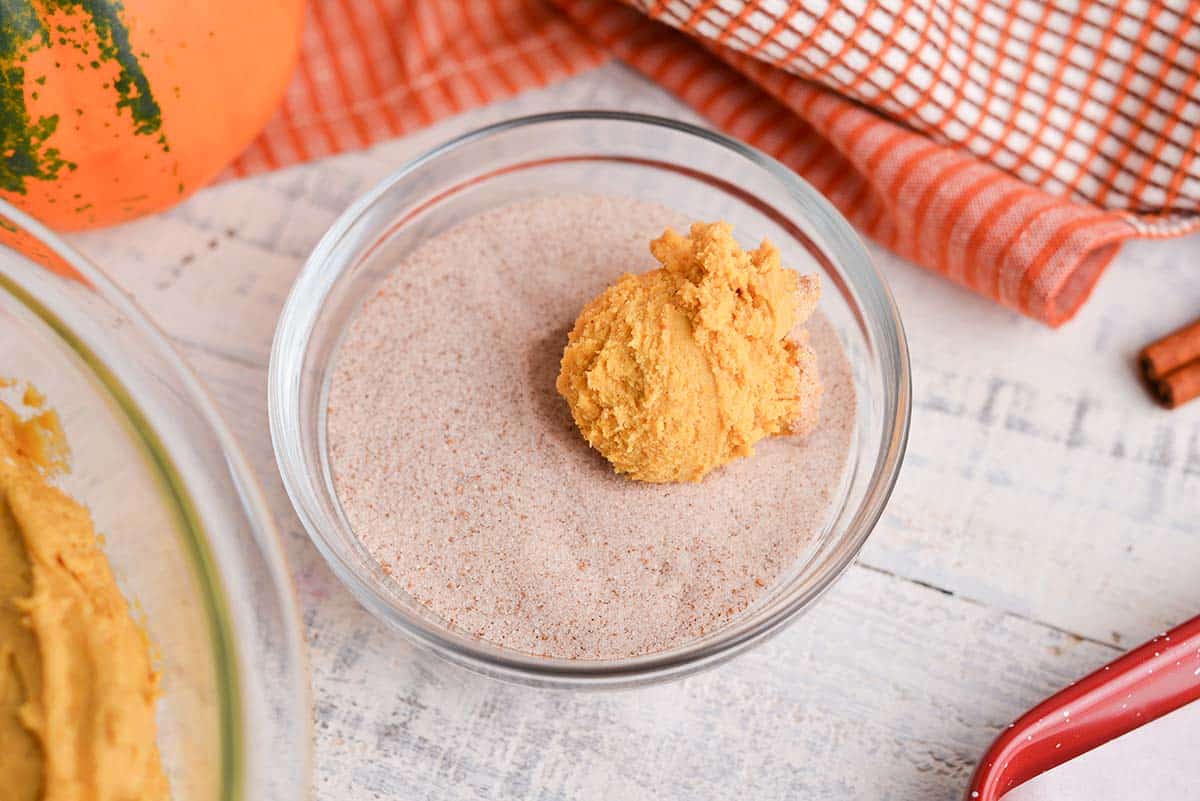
[70, 64, 1200, 800]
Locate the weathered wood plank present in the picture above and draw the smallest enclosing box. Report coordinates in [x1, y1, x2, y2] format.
[867, 239, 1200, 646]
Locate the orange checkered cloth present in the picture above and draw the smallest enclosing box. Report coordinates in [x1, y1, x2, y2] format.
[231, 0, 1200, 326]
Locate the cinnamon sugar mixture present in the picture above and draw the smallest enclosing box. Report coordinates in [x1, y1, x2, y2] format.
[327, 195, 855, 660]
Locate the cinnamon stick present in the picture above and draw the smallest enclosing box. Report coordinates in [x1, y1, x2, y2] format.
[1151, 360, 1200, 409]
[1139, 317, 1200, 380]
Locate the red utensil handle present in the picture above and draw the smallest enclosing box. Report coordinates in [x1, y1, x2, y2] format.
[965, 614, 1200, 801]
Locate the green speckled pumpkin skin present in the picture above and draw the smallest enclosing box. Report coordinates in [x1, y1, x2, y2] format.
[0, 0, 303, 230]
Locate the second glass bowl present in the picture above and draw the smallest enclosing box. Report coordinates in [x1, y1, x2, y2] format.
[0, 200, 311, 797]
[270, 111, 910, 688]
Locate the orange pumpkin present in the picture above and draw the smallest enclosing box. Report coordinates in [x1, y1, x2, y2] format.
[0, 0, 304, 230]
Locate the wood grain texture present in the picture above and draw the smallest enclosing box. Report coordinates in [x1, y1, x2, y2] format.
[67, 64, 1200, 800]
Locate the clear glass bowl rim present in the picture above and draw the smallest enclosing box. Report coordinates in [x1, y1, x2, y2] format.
[269, 110, 912, 687]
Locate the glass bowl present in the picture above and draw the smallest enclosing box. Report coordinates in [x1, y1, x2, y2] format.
[270, 111, 910, 688]
[0, 201, 311, 798]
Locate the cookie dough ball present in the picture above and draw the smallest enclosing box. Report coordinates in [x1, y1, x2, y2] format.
[556, 221, 822, 483]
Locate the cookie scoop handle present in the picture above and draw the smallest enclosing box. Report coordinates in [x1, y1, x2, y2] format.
[965, 613, 1200, 800]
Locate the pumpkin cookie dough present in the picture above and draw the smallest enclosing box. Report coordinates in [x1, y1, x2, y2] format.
[0, 392, 169, 801]
[557, 221, 822, 483]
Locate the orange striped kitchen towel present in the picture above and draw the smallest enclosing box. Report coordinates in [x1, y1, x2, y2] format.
[555, 0, 1200, 325]
[228, 1, 604, 172]
[232, 0, 1199, 327]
